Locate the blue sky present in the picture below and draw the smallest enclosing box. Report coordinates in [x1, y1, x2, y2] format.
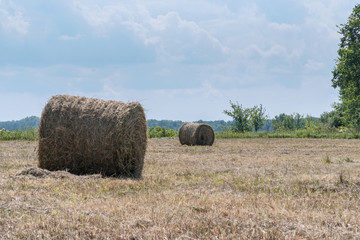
[0, 0, 358, 121]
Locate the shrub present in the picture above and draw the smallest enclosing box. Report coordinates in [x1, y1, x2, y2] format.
[148, 126, 178, 138]
[0, 127, 38, 141]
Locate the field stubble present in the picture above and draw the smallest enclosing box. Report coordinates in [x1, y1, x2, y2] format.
[0, 138, 360, 239]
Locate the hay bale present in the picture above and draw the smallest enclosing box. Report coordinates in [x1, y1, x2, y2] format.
[38, 95, 147, 178]
[178, 123, 215, 146]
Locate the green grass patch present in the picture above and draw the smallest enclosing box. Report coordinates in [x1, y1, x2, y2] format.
[215, 129, 360, 139]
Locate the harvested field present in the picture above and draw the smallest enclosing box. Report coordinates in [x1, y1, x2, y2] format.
[1, 138, 360, 239]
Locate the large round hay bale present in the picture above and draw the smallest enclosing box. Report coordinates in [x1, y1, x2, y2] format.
[38, 95, 147, 178]
[178, 123, 215, 146]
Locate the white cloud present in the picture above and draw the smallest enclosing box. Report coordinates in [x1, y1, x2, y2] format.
[0, 69, 17, 76]
[59, 34, 82, 40]
[246, 44, 288, 58]
[72, 1, 228, 63]
[302, 0, 356, 39]
[304, 59, 325, 72]
[148, 11, 229, 62]
[0, 0, 29, 35]
[72, 1, 128, 33]
[201, 80, 221, 98]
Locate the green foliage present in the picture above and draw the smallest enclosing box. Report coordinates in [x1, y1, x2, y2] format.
[148, 126, 178, 138]
[294, 113, 306, 130]
[250, 104, 267, 132]
[272, 114, 290, 130]
[332, 4, 360, 129]
[223, 101, 252, 133]
[272, 113, 309, 131]
[272, 113, 293, 130]
[320, 104, 345, 129]
[0, 127, 38, 141]
[224, 101, 268, 133]
[323, 155, 332, 164]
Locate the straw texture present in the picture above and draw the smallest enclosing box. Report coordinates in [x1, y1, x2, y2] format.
[178, 122, 215, 146]
[38, 95, 147, 178]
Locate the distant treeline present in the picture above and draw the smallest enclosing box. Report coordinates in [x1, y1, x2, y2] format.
[0, 116, 40, 131]
[147, 119, 236, 132]
[2, 117, 263, 132]
[147, 119, 274, 132]
[1, 115, 317, 132]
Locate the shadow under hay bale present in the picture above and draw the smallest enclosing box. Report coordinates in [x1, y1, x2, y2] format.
[38, 95, 147, 178]
[178, 123, 215, 146]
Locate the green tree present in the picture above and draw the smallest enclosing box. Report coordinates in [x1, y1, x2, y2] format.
[332, 4, 360, 129]
[223, 101, 251, 133]
[293, 113, 305, 130]
[250, 104, 267, 132]
[272, 113, 295, 130]
[272, 113, 286, 130]
[282, 115, 295, 130]
[320, 104, 345, 128]
[272, 113, 299, 131]
[272, 113, 310, 131]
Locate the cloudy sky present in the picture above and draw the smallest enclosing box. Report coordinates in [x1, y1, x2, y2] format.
[0, 0, 358, 121]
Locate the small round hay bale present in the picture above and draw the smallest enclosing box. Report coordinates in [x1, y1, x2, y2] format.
[38, 95, 147, 178]
[178, 123, 215, 146]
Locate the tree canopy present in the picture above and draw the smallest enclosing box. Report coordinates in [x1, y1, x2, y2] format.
[223, 101, 267, 132]
[332, 4, 360, 129]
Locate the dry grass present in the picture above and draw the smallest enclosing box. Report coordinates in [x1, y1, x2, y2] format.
[1, 138, 360, 239]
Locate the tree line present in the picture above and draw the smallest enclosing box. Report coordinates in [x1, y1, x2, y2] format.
[0, 116, 40, 131]
[330, 4, 360, 131]
[0, 115, 318, 133]
[147, 119, 233, 132]
[0, 117, 234, 132]
[222, 102, 324, 133]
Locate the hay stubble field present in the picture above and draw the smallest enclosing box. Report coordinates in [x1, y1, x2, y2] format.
[1, 138, 360, 239]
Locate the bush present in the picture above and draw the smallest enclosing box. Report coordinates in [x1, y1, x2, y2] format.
[148, 126, 178, 138]
[0, 127, 38, 141]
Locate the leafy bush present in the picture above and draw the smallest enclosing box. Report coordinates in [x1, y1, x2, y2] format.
[148, 126, 178, 138]
[0, 127, 38, 141]
[224, 101, 267, 132]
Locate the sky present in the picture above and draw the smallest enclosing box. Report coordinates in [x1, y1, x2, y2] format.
[0, 0, 358, 121]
